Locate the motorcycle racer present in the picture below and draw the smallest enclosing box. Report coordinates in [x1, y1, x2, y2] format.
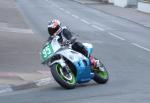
[47, 19, 99, 69]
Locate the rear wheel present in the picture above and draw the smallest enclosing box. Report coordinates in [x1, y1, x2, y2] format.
[93, 60, 109, 84]
[51, 63, 76, 89]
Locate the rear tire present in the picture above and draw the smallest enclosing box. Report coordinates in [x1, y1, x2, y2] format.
[50, 63, 76, 89]
[93, 61, 109, 84]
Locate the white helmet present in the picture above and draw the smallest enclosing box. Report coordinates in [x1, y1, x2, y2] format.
[48, 19, 61, 36]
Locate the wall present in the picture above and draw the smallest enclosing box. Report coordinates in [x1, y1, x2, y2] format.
[138, 2, 150, 13]
[114, 0, 138, 7]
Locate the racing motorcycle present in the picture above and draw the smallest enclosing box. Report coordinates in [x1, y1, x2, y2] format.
[40, 35, 108, 89]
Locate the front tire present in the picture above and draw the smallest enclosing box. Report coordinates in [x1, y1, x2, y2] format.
[93, 61, 109, 84]
[50, 63, 76, 89]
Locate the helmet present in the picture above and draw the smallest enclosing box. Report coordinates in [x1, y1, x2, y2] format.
[48, 19, 61, 36]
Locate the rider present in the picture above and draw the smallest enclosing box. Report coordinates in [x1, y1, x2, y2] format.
[47, 19, 99, 68]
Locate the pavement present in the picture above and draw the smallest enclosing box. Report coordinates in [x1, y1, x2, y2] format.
[0, 0, 51, 94]
[73, 0, 150, 28]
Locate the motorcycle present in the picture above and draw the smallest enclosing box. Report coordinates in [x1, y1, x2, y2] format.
[40, 35, 108, 89]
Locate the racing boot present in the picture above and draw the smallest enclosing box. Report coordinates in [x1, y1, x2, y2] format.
[89, 56, 100, 70]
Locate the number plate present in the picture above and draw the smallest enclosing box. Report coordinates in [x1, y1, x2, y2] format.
[41, 44, 53, 61]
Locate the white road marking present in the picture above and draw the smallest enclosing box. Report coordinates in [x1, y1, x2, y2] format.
[0, 87, 13, 94]
[91, 25, 105, 31]
[65, 11, 71, 14]
[59, 7, 65, 11]
[0, 88, 13, 94]
[71, 14, 79, 19]
[82, 40, 103, 44]
[0, 27, 33, 34]
[108, 32, 125, 41]
[92, 22, 115, 30]
[131, 43, 150, 52]
[92, 22, 105, 27]
[80, 19, 90, 25]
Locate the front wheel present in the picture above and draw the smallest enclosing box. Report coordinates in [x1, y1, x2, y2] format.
[93, 60, 109, 84]
[50, 63, 76, 89]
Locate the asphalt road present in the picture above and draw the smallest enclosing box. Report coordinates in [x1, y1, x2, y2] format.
[0, 0, 150, 103]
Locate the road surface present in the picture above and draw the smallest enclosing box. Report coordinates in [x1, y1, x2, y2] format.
[0, 0, 150, 103]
